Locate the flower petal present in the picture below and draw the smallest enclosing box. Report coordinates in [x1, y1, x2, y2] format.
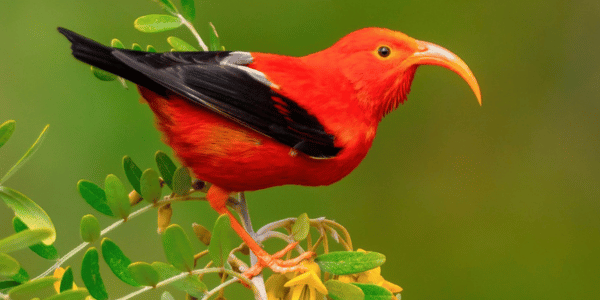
[284, 271, 328, 295]
[266, 273, 288, 299]
[53, 267, 65, 293]
[337, 275, 356, 283]
[288, 285, 304, 300]
[382, 280, 403, 293]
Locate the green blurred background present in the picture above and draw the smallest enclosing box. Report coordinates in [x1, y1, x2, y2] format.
[1, 0, 599, 299]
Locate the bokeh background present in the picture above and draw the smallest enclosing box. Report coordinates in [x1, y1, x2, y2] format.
[1, 0, 599, 299]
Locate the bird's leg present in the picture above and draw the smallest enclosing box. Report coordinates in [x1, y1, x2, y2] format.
[207, 185, 315, 278]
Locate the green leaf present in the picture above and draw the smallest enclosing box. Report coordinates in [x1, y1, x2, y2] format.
[91, 66, 117, 81]
[326, 280, 365, 300]
[162, 224, 195, 272]
[155, 151, 177, 190]
[152, 262, 207, 297]
[315, 251, 386, 275]
[1, 124, 48, 184]
[90, 39, 125, 81]
[134, 14, 183, 33]
[209, 215, 234, 267]
[151, 262, 179, 279]
[147, 45, 157, 53]
[11, 267, 29, 283]
[7, 276, 58, 300]
[154, 0, 179, 15]
[12, 217, 59, 260]
[131, 43, 143, 51]
[352, 283, 393, 300]
[0, 228, 54, 253]
[208, 22, 221, 51]
[80, 214, 100, 243]
[44, 289, 89, 300]
[104, 174, 130, 220]
[101, 238, 140, 286]
[0, 280, 20, 290]
[0, 186, 55, 245]
[128, 262, 159, 287]
[172, 166, 191, 195]
[167, 36, 198, 51]
[81, 248, 108, 300]
[161, 291, 175, 300]
[0, 120, 16, 149]
[140, 168, 161, 203]
[77, 180, 113, 216]
[180, 0, 195, 21]
[291, 213, 310, 242]
[59, 266, 74, 292]
[123, 156, 143, 194]
[111, 39, 124, 49]
[0, 253, 20, 277]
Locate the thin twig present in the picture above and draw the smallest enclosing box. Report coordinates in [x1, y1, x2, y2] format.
[321, 225, 329, 254]
[116, 267, 257, 300]
[116, 286, 152, 300]
[201, 278, 239, 300]
[256, 217, 327, 238]
[256, 218, 295, 236]
[35, 202, 156, 279]
[194, 249, 210, 266]
[259, 231, 305, 254]
[228, 245, 250, 271]
[311, 235, 324, 252]
[34, 192, 202, 280]
[323, 220, 353, 250]
[177, 14, 208, 51]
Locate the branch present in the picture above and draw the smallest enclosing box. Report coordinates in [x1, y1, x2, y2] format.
[201, 278, 238, 300]
[34, 202, 154, 279]
[115, 267, 257, 300]
[231, 192, 268, 300]
[34, 193, 197, 280]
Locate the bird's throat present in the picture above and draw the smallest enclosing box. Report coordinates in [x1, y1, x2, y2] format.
[379, 66, 417, 119]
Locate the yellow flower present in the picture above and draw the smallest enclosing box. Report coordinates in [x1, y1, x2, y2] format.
[266, 274, 288, 300]
[337, 274, 359, 284]
[344, 249, 403, 298]
[266, 261, 328, 300]
[356, 266, 403, 293]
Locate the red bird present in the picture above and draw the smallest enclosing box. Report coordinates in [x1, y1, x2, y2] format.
[59, 27, 481, 276]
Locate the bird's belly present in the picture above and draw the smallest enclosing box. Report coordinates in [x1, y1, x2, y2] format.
[140, 88, 362, 191]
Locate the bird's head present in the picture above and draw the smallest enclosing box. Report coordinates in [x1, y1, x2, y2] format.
[319, 28, 481, 120]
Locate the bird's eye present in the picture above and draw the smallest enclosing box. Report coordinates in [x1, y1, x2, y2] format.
[377, 46, 391, 58]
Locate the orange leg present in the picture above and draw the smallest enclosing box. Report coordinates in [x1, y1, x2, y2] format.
[207, 185, 315, 278]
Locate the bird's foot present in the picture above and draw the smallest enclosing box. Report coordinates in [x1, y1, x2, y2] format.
[243, 241, 316, 279]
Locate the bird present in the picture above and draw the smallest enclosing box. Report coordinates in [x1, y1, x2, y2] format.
[58, 26, 481, 277]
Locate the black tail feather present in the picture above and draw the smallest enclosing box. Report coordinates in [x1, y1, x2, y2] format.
[58, 27, 165, 94]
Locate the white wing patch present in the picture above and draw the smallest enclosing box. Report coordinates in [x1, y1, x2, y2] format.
[220, 51, 280, 90]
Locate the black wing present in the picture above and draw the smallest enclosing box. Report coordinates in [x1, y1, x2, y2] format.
[58, 27, 342, 158]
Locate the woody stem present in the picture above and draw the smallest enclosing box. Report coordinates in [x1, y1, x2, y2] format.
[231, 192, 268, 300]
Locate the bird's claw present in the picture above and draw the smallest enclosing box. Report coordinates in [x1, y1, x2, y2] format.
[242, 241, 316, 279]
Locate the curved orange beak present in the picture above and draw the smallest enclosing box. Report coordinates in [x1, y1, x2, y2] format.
[400, 40, 482, 105]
